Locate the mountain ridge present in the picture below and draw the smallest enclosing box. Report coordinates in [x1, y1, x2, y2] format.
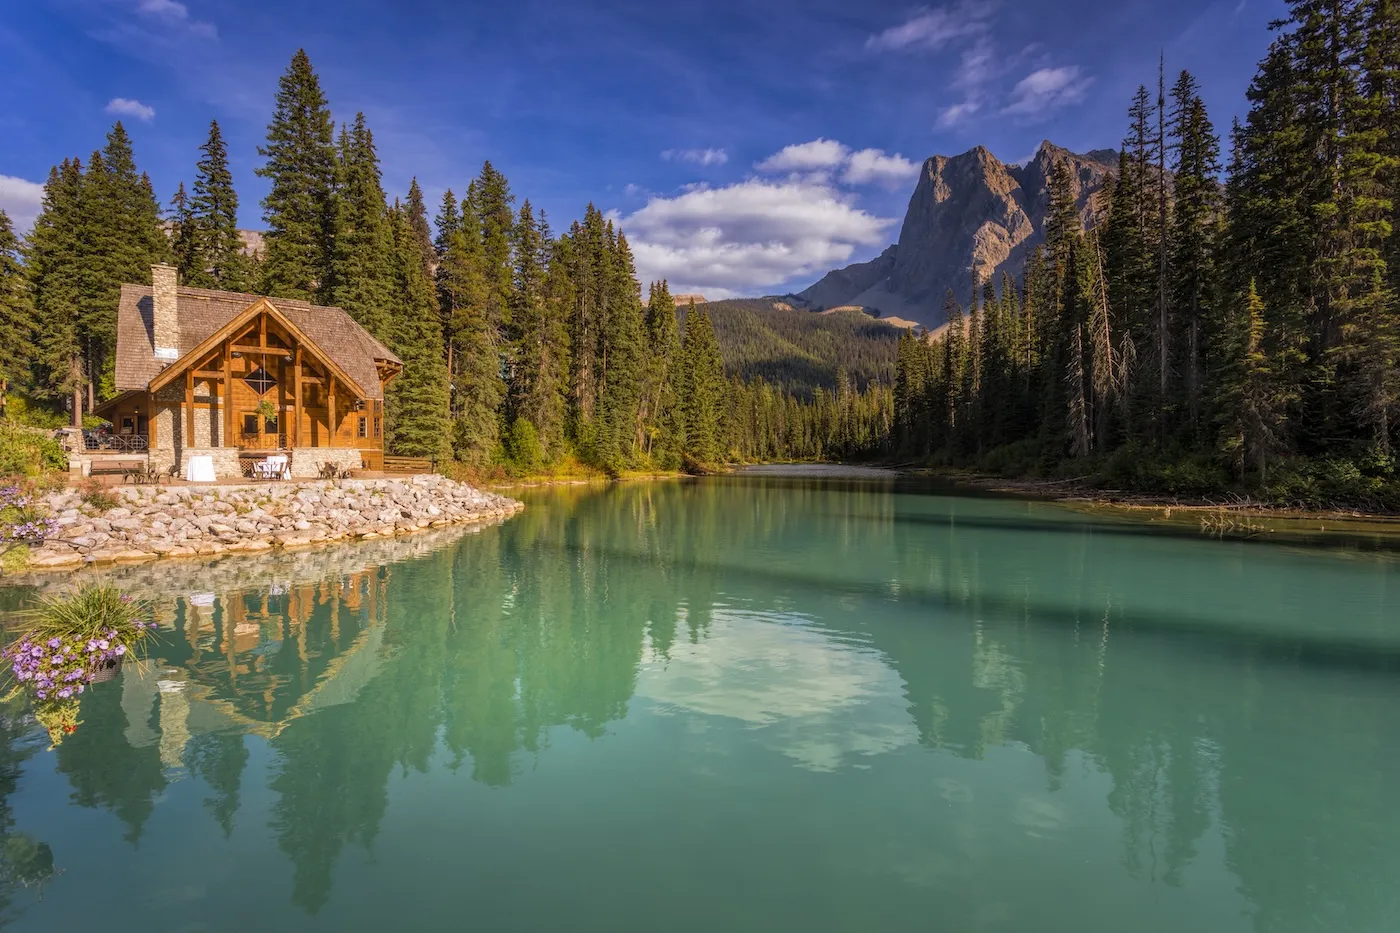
[799, 140, 1116, 328]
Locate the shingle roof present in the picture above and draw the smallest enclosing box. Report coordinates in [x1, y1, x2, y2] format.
[114, 284, 401, 400]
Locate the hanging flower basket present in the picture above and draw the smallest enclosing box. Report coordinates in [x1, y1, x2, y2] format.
[88, 656, 123, 683]
[2, 583, 159, 747]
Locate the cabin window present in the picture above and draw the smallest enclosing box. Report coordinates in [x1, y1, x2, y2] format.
[357, 416, 367, 438]
[242, 414, 259, 435]
[244, 367, 277, 395]
[119, 417, 135, 435]
[265, 415, 279, 434]
[373, 417, 381, 438]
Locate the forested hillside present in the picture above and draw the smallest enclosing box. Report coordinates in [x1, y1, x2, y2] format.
[0, 52, 890, 473]
[894, 0, 1400, 510]
[697, 298, 902, 397]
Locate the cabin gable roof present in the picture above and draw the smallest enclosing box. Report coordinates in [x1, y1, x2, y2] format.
[115, 283, 401, 400]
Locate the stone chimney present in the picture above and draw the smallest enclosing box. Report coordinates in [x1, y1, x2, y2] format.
[152, 263, 179, 361]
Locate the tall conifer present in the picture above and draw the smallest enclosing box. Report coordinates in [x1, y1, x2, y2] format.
[189, 120, 248, 290]
[330, 113, 394, 340]
[0, 209, 35, 396]
[385, 202, 450, 459]
[257, 49, 338, 301]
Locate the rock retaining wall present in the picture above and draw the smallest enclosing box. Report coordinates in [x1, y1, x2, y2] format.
[22, 474, 522, 572]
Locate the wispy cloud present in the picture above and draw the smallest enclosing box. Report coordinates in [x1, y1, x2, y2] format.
[865, 1, 996, 53]
[661, 147, 729, 167]
[0, 175, 46, 233]
[1002, 66, 1093, 118]
[106, 97, 156, 121]
[134, 0, 217, 39]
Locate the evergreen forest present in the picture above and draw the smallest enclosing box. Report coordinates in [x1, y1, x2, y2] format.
[0, 50, 890, 476]
[893, 0, 1400, 510]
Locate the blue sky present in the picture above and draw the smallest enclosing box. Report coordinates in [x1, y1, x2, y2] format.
[0, 0, 1286, 297]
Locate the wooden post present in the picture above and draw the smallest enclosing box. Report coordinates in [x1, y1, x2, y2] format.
[223, 342, 233, 448]
[328, 378, 336, 449]
[148, 391, 157, 451]
[185, 369, 195, 447]
[293, 345, 303, 448]
[210, 376, 218, 446]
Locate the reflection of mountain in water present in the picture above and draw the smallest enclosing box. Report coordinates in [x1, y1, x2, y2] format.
[8, 477, 1399, 925]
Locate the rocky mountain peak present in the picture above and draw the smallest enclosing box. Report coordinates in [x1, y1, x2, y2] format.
[798, 141, 1116, 328]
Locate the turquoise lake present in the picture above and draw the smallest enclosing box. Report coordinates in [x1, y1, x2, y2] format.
[0, 467, 1396, 931]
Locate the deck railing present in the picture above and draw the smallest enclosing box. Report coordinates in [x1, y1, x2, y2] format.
[83, 432, 148, 452]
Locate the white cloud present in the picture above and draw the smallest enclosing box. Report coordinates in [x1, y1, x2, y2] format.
[938, 101, 981, 126]
[1003, 66, 1093, 118]
[620, 177, 895, 296]
[662, 147, 729, 167]
[133, 0, 217, 39]
[105, 97, 156, 121]
[756, 138, 850, 173]
[865, 1, 996, 52]
[0, 175, 45, 233]
[842, 148, 920, 187]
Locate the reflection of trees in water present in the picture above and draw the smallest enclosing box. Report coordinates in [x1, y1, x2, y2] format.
[33, 476, 1400, 924]
[184, 732, 248, 838]
[0, 715, 51, 923]
[53, 684, 167, 845]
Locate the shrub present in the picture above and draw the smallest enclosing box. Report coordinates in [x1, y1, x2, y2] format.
[77, 477, 119, 512]
[977, 439, 1042, 478]
[0, 423, 66, 477]
[503, 417, 544, 476]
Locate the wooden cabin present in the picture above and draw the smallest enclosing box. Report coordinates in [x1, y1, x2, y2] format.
[94, 264, 402, 479]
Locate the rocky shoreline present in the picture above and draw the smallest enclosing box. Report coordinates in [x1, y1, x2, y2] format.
[21, 474, 523, 572]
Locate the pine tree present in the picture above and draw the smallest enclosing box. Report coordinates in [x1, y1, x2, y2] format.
[0, 209, 35, 398]
[472, 162, 515, 332]
[509, 200, 568, 456]
[189, 120, 248, 290]
[1216, 281, 1293, 481]
[595, 227, 646, 470]
[384, 202, 450, 459]
[641, 281, 683, 466]
[81, 123, 165, 400]
[26, 160, 86, 420]
[169, 182, 200, 285]
[257, 49, 338, 301]
[566, 206, 608, 432]
[679, 301, 725, 465]
[329, 113, 394, 341]
[1357, 0, 1400, 450]
[1168, 71, 1223, 438]
[1226, 44, 1313, 455]
[405, 178, 436, 280]
[436, 186, 503, 466]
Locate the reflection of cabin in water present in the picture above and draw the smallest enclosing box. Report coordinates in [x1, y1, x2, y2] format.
[123, 569, 391, 748]
[94, 263, 402, 479]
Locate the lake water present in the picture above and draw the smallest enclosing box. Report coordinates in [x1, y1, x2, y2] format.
[0, 468, 1397, 932]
